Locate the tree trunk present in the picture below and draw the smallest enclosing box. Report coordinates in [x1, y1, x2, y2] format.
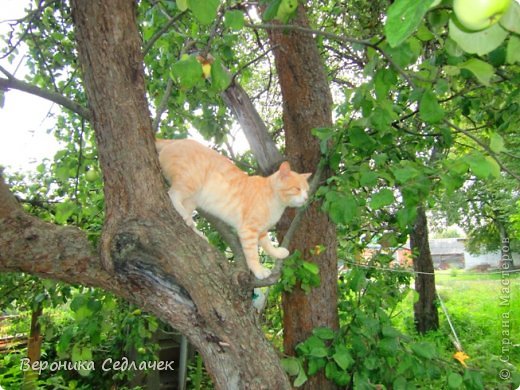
[266, 6, 339, 389]
[2, 0, 293, 388]
[410, 206, 439, 334]
[22, 302, 43, 390]
[497, 220, 513, 269]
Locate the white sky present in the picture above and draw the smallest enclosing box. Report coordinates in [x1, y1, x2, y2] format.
[0, 0, 60, 173]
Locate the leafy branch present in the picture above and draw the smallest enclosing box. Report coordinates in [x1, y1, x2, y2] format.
[445, 120, 520, 182]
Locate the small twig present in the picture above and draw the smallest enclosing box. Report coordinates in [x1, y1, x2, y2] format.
[152, 77, 174, 132]
[245, 22, 416, 89]
[232, 45, 279, 83]
[72, 119, 85, 207]
[142, 11, 187, 56]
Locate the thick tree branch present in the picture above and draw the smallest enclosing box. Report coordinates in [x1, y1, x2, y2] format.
[0, 66, 91, 120]
[221, 80, 284, 175]
[0, 174, 196, 319]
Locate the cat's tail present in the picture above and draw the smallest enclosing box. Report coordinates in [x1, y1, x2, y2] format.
[155, 138, 173, 153]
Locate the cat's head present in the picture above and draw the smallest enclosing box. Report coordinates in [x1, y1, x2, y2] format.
[273, 162, 312, 207]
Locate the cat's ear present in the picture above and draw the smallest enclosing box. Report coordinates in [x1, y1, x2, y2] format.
[279, 161, 292, 178]
[301, 172, 312, 181]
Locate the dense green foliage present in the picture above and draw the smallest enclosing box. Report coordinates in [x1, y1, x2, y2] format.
[1, 0, 519, 388]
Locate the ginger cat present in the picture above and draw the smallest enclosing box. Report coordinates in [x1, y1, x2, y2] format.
[156, 139, 311, 279]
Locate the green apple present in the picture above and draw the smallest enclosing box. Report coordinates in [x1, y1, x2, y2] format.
[453, 0, 512, 31]
[275, 0, 298, 23]
[85, 169, 100, 182]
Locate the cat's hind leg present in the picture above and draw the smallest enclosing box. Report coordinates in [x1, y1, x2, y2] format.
[168, 189, 206, 239]
[259, 232, 289, 259]
[239, 229, 272, 279]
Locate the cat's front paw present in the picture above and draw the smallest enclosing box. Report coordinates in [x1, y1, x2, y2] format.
[272, 247, 290, 259]
[253, 266, 272, 280]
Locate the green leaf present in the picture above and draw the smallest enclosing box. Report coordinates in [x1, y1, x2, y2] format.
[506, 36, 520, 64]
[449, 19, 508, 56]
[307, 357, 326, 376]
[359, 169, 378, 187]
[458, 58, 495, 86]
[448, 372, 463, 389]
[72, 344, 92, 362]
[73, 305, 93, 321]
[224, 10, 245, 30]
[348, 268, 366, 292]
[281, 357, 300, 376]
[411, 341, 436, 359]
[419, 89, 444, 123]
[325, 192, 359, 224]
[332, 346, 354, 370]
[293, 369, 308, 387]
[313, 327, 335, 340]
[370, 188, 394, 209]
[309, 346, 329, 358]
[302, 261, 320, 275]
[500, 0, 520, 34]
[262, 0, 282, 21]
[171, 55, 203, 89]
[349, 127, 374, 151]
[210, 58, 231, 91]
[384, 0, 435, 47]
[489, 132, 506, 153]
[463, 369, 485, 389]
[188, 0, 219, 25]
[55, 201, 77, 224]
[374, 68, 396, 99]
[393, 376, 408, 390]
[176, 0, 188, 11]
[416, 23, 435, 41]
[466, 153, 501, 179]
[381, 325, 401, 338]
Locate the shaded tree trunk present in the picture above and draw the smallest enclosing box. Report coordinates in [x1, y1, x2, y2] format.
[22, 302, 43, 390]
[497, 220, 513, 269]
[410, 206, 439, 334]
[267, 6, 339, 389]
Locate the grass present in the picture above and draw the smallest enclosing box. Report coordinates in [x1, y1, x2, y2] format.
[394, 269, 520, 387]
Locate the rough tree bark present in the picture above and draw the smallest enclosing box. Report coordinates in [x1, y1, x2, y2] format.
[410, 206, 439, 334]
[0, 0, 291, 388]
[266, 6, 339, 389]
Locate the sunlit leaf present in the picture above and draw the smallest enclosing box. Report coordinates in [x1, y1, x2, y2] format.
[449, 19, 508, 56]
[384, 0, 435, 47]
[188, 0, 219, 25]
[458, 58, 495, 86]
[419, 89, 444, 124]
